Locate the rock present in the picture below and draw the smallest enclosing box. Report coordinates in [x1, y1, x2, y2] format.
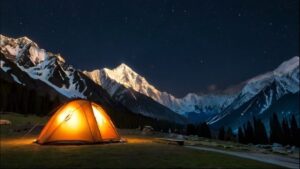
[142, 126, 154, 135]
[272, 143, 283, 147]
[0, 119, 12, 125]
[176, 134, 184, 140]
[272, 143, 287, 154]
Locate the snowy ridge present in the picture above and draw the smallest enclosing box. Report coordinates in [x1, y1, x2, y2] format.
[242, 56, 299, 97]
[84, 64, 236, 116]
[240, 56, 299, 105]
[0, 34, 86, 98]
[208, 56, 299, 125]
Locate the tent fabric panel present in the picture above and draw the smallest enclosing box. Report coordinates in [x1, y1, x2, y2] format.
[38, 100, 93, 143]
[45, 100, 94, 143]
[91, 103, 120, 141]
[80, 102, 102, 142]
[37, 102, 71, 144]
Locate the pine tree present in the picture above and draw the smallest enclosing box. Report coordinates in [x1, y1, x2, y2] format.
[256, 119, 269, 144]
[198, 123, 211, 138]
[205, 123, 212, 138]
[186, 124, 196, 135]
[252, 116, 258, 144]
[218, 126, 225, 140]
[238, 127, 245, 144]
[225, 127, 234, 141]
[269, 113, 283, 144]
[290, 115, 299, 146]
[245, 121, 254, 144]
[281, 117, 291, 145]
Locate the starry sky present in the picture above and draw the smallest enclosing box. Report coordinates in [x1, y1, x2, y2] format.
[1, 0, 299, 97]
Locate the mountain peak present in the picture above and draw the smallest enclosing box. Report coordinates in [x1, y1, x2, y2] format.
[274, 56, 299, 75]
[102, 63, 147, 89]
[0, 34, 36, 47]
[114, 63, 136, 74]
[17, 36, 33, 43]
[0, 35, 68, 66]
[117, 63, 130, 69]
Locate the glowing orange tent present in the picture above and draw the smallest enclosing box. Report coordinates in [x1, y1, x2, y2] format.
[36, 99, 120, 144]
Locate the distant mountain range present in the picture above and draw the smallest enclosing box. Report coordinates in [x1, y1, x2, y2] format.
[84, 54, 299, 131]
[1, 35, 299, 130]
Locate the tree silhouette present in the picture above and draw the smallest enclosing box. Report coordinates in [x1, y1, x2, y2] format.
[186, 124, 197, 135]
[225, 127, 234, 141]
[269, 113, 284, 144]
[197, 122, 211, 138]
[251, 117, 269, 144]
[218, 126, 225, 140]
[281, 117, 291, 145]
[244, 121, 254, 144]
[238, 127, 245, 144]
[290, 115, 299, 146]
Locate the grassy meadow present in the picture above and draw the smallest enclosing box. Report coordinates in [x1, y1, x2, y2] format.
[0, 113, 284, 169]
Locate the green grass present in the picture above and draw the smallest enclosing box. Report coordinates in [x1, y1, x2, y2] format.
[0, 113, 48, 137]
[1, 136, 284, 169]
[0, 113, 284, 168]
[0, 113, 48, 125]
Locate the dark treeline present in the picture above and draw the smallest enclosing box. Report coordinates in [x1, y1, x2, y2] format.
[110, 110, 184, 133]
[0, 79, 61, 115]
[218, 113, 300, 146]
[268, 113, 299, 146]
[218, 126, 235, 142]
[237, 117, 268, 145]
[186, 122, 211, 138]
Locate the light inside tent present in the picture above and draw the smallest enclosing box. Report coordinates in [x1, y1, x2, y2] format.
[36, 100, 120, 144]
[92, 105, 105, 126]
[57, 106, 81, 129]
[92, 103, 118, 140]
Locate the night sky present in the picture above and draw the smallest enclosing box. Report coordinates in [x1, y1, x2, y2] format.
[1, 0, 299, 97]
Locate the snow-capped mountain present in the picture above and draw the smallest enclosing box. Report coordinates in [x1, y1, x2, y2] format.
[83, 65, 187, 123]
[1, 35, 89, 98]
[208, 56, 299, 130]
[84, 64, 236, 118]
[0, 35, 185, 124]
